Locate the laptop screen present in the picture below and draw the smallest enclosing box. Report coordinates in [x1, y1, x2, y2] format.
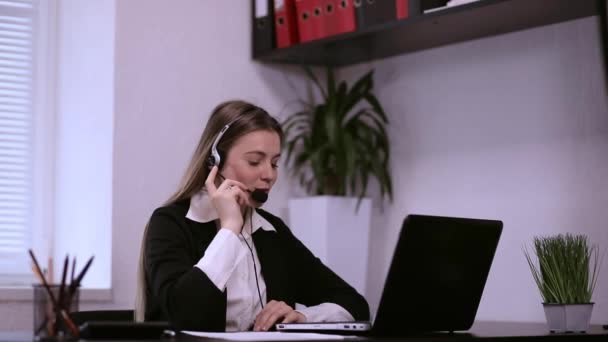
[372, 214, 502, 336]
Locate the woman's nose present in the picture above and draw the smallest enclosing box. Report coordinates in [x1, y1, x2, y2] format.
[260, 162, 274, 181]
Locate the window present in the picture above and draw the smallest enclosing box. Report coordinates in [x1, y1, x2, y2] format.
[0, 0, 53, 284]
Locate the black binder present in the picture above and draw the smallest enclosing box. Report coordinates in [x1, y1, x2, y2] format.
[409, 0, 421, 17]
[252, 0, 275, 57]
[355, 0, 398, 30]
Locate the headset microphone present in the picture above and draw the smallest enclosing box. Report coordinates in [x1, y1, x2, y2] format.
[251, 189, 268, 204]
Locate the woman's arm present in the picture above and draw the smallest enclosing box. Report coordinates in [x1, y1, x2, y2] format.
[265, 213, 370, 321]
[288, 232, 370, 321]
[145, 209, 228, 331]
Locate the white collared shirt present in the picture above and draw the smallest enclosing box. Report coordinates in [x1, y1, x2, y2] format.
[188, 190, 354, 331]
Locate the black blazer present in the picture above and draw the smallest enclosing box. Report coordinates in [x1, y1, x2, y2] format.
[144, 200, 370, 331]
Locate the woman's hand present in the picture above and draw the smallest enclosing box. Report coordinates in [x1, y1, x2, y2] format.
[253, 300, 306, 331]
[205, 166, 251, 234]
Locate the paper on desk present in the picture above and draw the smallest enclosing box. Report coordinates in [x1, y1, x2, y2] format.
[182, 331, 350, 340]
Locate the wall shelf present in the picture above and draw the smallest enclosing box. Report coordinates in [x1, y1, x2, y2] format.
[253, 0, 602, 67]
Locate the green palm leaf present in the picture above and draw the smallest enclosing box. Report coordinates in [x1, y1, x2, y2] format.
[282, 67, 393, 205]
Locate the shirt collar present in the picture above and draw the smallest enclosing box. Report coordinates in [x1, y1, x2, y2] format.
[186, 189, 276, 235]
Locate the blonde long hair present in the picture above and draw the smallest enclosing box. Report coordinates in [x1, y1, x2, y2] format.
[134, 100, 283, 321]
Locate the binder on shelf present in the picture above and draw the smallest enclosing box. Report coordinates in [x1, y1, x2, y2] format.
[311, 0, 328, 40]
[327, 0, 356, 37]
[296, 0, 316, 42]
[252, 0, 275, 56]
[396, 0, 408, 19]
[275, 0, 299, 48]
[397, 0, 421, 19]
[355, 0, 396, 30]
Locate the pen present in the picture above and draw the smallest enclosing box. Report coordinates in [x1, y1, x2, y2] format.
[64, 255, 94, 312]
[70, 257, 76, 284]
[47, 257, 53, 284]
[58, 255, 68, 308]
[67, 255, 94, 300]
[56, 255, 69, 334]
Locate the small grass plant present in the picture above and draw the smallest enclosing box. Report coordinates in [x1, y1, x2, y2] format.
[524, 234, 602, 304]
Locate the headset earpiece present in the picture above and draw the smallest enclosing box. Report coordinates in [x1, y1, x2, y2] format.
[208, 123, 232, 170]
[207, 155, 218, 170]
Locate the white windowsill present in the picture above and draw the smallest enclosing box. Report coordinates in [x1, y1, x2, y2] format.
[0, 287, 113, 302]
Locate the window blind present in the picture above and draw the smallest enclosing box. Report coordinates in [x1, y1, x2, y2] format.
[0, 0, 36, 277]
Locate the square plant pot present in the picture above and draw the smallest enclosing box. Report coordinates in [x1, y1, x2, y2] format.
[543, 303, 594, 333]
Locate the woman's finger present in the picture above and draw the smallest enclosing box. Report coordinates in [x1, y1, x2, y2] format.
[254, 301, 278, 331]
[281, 311, 303, 323]
[221, 178, 249, 192]
[204, 166, 219, 194]
[219, 184, 252, 208]
[255, 302, 291, 331]
[235, 188, 253, 207]
[263, 306, 292, 330]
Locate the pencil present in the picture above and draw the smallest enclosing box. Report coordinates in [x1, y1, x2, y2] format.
[31, 264, 44, 283]
[65, 255, 94, 310]
[60, 309, 80, 337]
[70, 257, 76, 284]
[68, 255, 94, 295]
[28, 249, 58, 308]
[47, 256, 54, 284]
[28, 250, 80, 337]
[58, 255, 68, 306]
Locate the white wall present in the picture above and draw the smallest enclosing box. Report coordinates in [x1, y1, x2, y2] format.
[344, 17, 608, 323]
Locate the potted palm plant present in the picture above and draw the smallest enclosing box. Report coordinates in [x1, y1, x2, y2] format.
[282, 67, 392, 295]
[524, 234, 602, 333]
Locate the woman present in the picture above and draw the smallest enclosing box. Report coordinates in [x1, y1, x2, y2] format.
[135, 100, 369, 331]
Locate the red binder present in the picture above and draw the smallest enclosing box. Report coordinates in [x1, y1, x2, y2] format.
[396, 0, 409, 19]
[296, 0, 316, 42]
[311, 0, 327, 40]
[326, 0, 356, 37]
[275, 0, 299, 48]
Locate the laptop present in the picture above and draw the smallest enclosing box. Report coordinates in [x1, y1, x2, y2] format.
[276, 214, 503, 336]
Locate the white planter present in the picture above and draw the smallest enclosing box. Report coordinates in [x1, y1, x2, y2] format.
[288, 196, 371, 296]
[543, 303, 594, 333]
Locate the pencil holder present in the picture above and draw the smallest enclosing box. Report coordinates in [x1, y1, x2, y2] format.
[33, 284, 80, 340]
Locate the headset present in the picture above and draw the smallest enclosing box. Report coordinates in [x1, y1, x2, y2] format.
[207, 123, 232, 170]
[207, 121, 269, 203]
[207, 120, 267, 311]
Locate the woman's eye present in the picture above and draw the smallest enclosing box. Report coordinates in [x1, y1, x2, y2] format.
[248, 161, 260, 166]
[272, 163, 279, 169]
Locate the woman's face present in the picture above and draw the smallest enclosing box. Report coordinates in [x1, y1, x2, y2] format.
[220, 130, 281, 204]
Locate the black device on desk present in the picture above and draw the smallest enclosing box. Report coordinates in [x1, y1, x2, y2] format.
[277, 214, 503, 337]
[79, 321, 174, 340]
